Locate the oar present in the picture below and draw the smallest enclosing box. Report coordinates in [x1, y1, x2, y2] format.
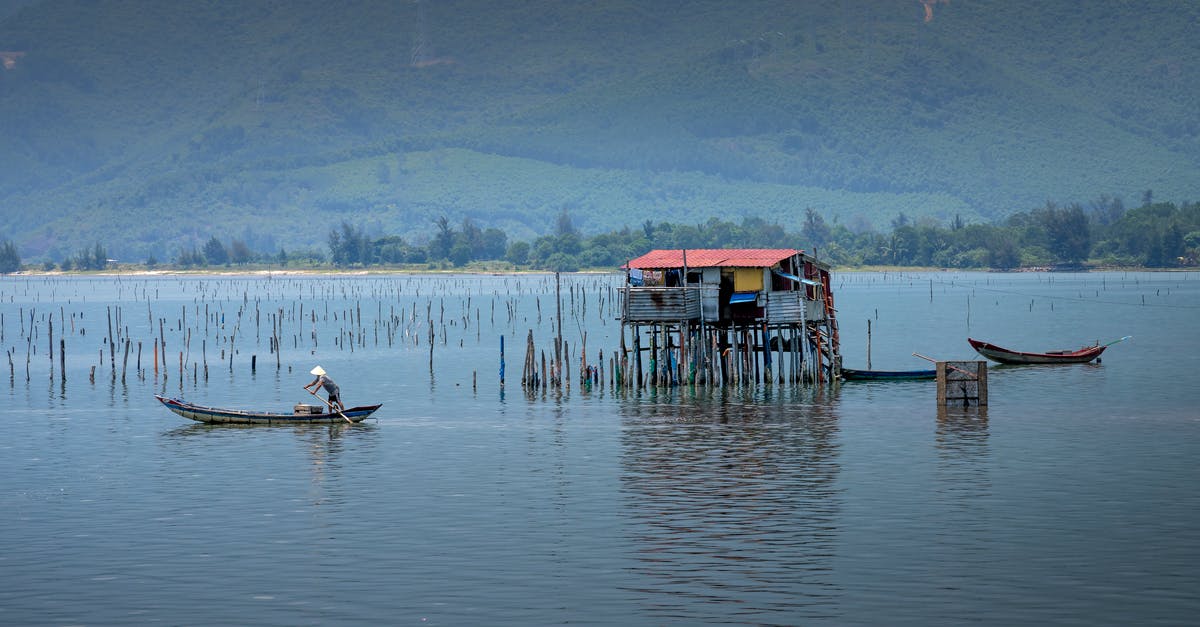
[308, 388, 352, 424]
[1102, 335, 1132, 347]
[912, 352, 979, 379]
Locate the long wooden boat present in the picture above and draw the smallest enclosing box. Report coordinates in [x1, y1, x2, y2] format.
[155, 395, 382, 425]
[967, 337, 1105, 365]
[841, 367, 936, 381]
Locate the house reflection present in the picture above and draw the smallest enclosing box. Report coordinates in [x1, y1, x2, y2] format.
[617, 390, 844, 622]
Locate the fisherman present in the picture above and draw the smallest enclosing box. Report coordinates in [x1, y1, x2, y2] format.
[303, 365, 344, 411]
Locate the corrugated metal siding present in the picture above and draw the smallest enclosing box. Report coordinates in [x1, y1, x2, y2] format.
[700, 287, 720, 322]
[765, 292, 806, 323]
[805, 299, 827, 322]
[624, 288, 700, 322]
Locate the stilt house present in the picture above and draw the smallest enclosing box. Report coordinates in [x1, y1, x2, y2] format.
[620, 248, 840, 385]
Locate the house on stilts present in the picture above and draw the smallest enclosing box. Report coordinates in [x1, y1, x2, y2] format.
[619, 248, 840, 387]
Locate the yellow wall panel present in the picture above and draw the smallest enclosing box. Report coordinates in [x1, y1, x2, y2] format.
[733, 268, 764, 291]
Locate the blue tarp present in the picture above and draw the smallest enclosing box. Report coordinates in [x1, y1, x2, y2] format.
[729, 292, 757, 304]
[773, 270, 821, 286]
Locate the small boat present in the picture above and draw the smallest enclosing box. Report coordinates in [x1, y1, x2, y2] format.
[840, 367, 936, 381]
[967, 337, 1106, 365]
[155, 395, 382, 425]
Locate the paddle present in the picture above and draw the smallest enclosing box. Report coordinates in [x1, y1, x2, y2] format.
[912, 352, 979, 379]
[1102, 335, 1132, 347]
[308, 388, 353, 424]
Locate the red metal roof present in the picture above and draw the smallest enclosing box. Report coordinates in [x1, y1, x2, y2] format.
[626, 249, 801, 269]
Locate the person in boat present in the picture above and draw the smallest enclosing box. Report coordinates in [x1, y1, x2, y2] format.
[303, 365, 344, 411]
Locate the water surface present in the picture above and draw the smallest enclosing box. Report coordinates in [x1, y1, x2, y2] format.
[2, 271, 1197, 625]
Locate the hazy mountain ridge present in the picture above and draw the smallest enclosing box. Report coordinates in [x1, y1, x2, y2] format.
[1, 0, 1197, 261]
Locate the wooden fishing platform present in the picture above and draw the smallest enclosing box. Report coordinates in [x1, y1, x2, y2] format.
[936, 360, 988, 407]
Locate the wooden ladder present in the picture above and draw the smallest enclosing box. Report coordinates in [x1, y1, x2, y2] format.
[822, 275, 840, 354]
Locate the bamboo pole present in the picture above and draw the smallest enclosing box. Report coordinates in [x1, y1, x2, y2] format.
[634, 325, 642, 388]
[649, 327, 657, 387]
[555, 272, 563, 391]
[867, 318, 872, 371]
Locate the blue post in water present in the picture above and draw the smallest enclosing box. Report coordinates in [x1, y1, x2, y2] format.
[499, 335, 505, 387]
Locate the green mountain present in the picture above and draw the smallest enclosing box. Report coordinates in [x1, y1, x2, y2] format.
[1, 0, 1197, 262]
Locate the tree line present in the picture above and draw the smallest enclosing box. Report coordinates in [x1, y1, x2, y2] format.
[1, 241, 110, 273]
[3, 198, 1198, 274]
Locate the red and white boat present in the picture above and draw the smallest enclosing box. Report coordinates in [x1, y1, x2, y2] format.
[967, 337, 1111, 365]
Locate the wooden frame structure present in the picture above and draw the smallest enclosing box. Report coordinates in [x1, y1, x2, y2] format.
[936, 361, 988, 407]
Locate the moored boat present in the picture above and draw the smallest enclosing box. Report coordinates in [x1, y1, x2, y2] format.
[967, 337, 1105, 365]
[155, 395, 382, 425]
[840, 368, 936, 381]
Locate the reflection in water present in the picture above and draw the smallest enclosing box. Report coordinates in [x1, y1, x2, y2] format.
[300, 422, 376, 507]
[161, 421, 373, 440]
[619, 389, 843, 623]
[930, 406, 992, 590]
[935, 406, 991, 498]
[303, 424, 344, 506]
[161, 422, 375, 507]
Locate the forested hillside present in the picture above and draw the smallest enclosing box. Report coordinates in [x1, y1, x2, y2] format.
[0, 0, 1197, 263]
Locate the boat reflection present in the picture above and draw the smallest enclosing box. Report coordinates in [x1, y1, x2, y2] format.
[161, 420, 378, 507]
[161, 421, 377, 439]
[618, 388, 843, 622]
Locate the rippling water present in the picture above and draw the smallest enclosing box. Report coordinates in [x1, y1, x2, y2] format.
[1, 271, 1198, 625]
